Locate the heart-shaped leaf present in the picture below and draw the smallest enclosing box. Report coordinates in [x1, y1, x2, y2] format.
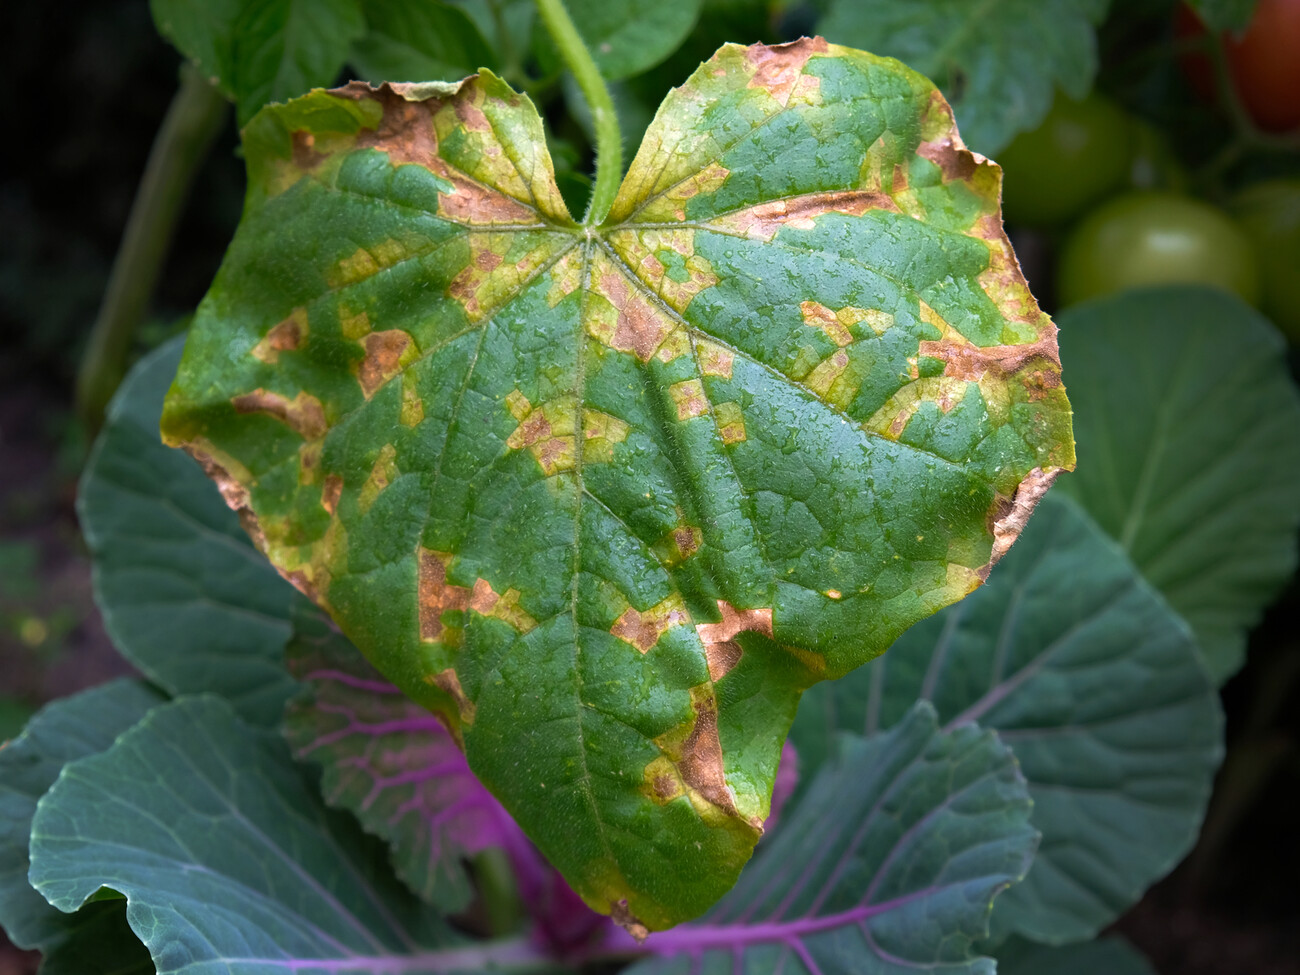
[790, 493, 1222, 943]
[161, 39, 1074, 928]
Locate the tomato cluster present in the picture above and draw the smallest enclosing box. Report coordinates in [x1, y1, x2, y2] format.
[996, 1, 1300, 340]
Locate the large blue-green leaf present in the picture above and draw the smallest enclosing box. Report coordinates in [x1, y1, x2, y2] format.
[78, 339, 302, 728]
[791, 493, 1222, 944]
[1056, 286, 1300, 683]
[818, 0, 1112, 154]
[27, 695, 558, 975]
[623, 702, 1036, 973]
[0, 680, 162, 972]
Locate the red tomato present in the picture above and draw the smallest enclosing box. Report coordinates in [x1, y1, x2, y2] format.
[1178, 0, 1300, 133]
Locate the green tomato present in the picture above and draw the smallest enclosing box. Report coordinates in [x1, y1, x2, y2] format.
[998, 91, 1134, 227]
[1231, 178, 1300, 342]
[1057, 193, 1260, 307]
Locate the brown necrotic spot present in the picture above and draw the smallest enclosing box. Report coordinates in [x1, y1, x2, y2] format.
[677, 693, 745, 823]
[669, 379, 709, 421]
[982, 467, 1061, 577]
[251, 308, 307, 363]
[695, 339, 733, 378]
[610, 901, 649, 944]
[916, 333, 1062, 382]
[468, 578, 537, 633]
[291, 130, 327, 170]
[713, 189, 899, 241]
[356, 330, 412, 399]
[593, 267, 677, 361]
[743, 36, 828, 106]
[428, 668, 476, 724]
[353, 84, 537, 226]
[694, 600, 774, 679]
[611, 596, 690, 653]
[321, 474, 344, 515]
[232, 389, 327, 440]
[418, 548, 470, 642]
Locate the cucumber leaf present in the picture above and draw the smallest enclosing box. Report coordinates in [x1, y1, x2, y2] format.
[791, 493, 1222, 943]
[161, 40, 1074, 928]
[1056, 287, 1300, 683]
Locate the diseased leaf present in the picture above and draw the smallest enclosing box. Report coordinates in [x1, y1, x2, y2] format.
[1056, 287, 1300, 683]
[533, 0, 703, 81]
[1187, 0, 1259, 30]
[78, 338, 302, 728]
[0, 680, 162, 972]
[231, 0, 365, 125]
[350, 0, 497, 86]
[819, 0, 1112, 154]
[283, 604, 547, 912]
[27, 696, 552, 975]
[790, 493, 1222, 944]
[995, 934, 1156, 975]
[161, 40, 1074, 928]
[624, 702, 1036, 973]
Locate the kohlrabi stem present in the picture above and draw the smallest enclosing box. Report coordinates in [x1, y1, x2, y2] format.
[75, 61, 227, 435]
[533, 0, 622, 225]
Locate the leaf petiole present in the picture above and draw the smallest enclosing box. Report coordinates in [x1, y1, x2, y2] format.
[534, 0, 622, 225]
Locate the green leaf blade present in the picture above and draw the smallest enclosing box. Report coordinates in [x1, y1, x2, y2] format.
[0, 680, 162, 971]
[792, 493, 1223, 943]
[78, 338, 302, 728]
[162, 42, 1073, 929]
[1056, 286, 1300, 683]
[27, 696, 527, 975]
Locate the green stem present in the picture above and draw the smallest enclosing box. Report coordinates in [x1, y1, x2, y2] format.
[534, 0, 622, 225]
[75, 61, 228, 435]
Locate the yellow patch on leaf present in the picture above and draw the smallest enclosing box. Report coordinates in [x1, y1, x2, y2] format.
[231, 389, 328, 440]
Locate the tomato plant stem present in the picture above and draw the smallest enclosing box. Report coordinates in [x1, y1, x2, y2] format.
[75, 62, 227, 436]
[534, 0, 622, 225]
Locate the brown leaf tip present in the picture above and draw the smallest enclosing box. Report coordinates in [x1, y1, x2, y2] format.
[982, 467, 1061, 578]
[610, 900, 649, 943]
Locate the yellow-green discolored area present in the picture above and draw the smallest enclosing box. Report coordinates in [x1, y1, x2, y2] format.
[162, 40, 1074, 932]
